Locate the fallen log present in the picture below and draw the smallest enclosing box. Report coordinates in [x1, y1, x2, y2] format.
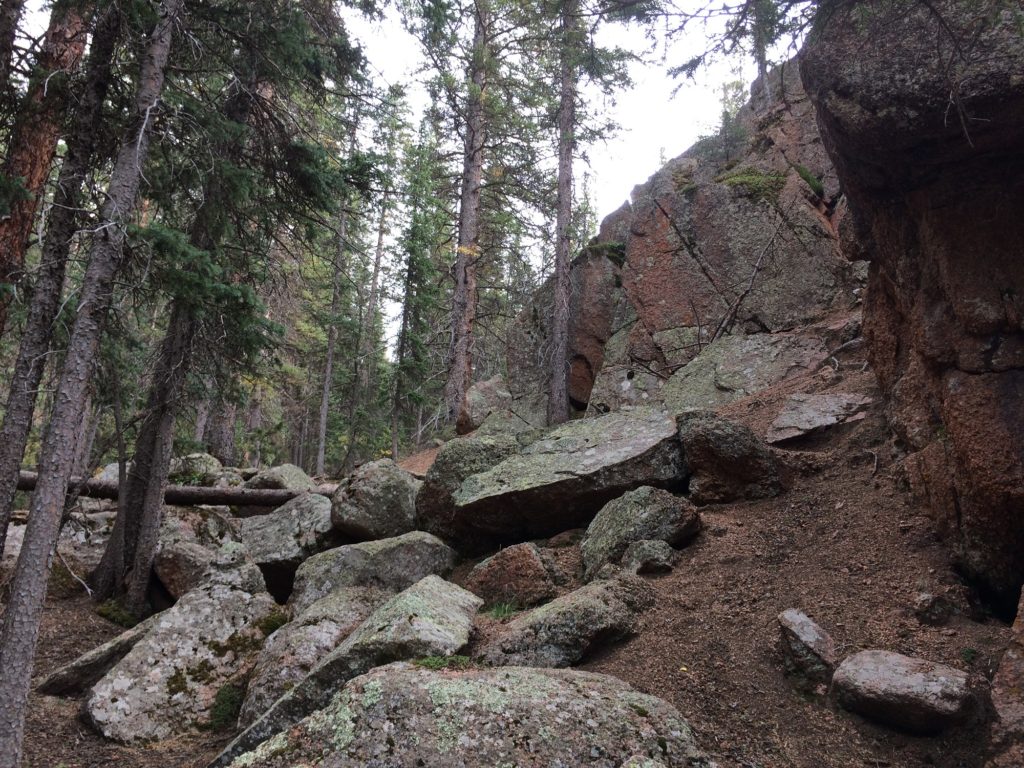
[16, 470, 336, 512]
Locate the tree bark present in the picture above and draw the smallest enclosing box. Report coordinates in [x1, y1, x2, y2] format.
[0, 2, 91, 339]
[547, 0, 577, 426]
[15, 470, 336, 508]
[0, 2, 182, 761]
[443, 0, 488, 423]
[0, 4, 120, 557]
[316, 204, 349, 476]
[0, 0, 25, 105]
[204, 401, 238, 466]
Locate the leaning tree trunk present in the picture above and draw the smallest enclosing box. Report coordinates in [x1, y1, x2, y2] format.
[0, 3, 119, 558]
[547, 0, 577, 426]
[443, 0, 488, 424]
[0, 2, 182, 762]
[0, 2, 91, 339]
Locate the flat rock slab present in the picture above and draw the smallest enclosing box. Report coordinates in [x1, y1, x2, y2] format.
[476, 575, 653, 668]
[288, 530, 455, 614]
[447, 408, 686, 547]
[238, 493, 333, 568]
[778, 609, 837, 688]
[215, 575, 481, 767]
[832, 650, 973, 734]
[86, 581, 277, 743]
[224, 663, 707, 768]
[581, 486, 700, 580]
[767, 392, 872, 443]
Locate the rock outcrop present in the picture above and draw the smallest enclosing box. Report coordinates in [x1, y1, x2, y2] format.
[224, 663, 707, 768]
[330, 458, 420, 541]
[238, 493, 334, 570]
[801, 0, 1024, 607]
[153, 506, 243, 599]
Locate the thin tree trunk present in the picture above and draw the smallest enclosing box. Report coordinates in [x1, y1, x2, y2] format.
[0, 2, 91, 339]
[315, 205, 349, 476]
[443, 0, 488, 423]
[547, 0, 577, 426]
[0, 4, 119, 557]
[245, 384, 262, 468]
[0, 2, 182, 761]
[193, 396, 211, 443]
[0, 0, 25, 103]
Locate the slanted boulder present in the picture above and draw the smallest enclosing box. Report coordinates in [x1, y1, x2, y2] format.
[463, 542, 558, 608]
[223, 663, 707, 768]
[677, 411, 780, 504]
[214, 576, 481, 767]
[435, 408, 686, 549]
[238, 492, 334, 580]
[154, 505, 242, 599]
[238, 586, 389, 726]
[777, 609, 837, 690]
[456, 374, 513, 434]
[244, 463, 315, 492]
[85, 576, 277, 742]
[288, 530, 455, 615]
[832, 650, 974, 734]
[581, 486, 700, 581]
[766, 392, 872, 443]
[476, 575, 653, 668]
[330, 459, 420, 540]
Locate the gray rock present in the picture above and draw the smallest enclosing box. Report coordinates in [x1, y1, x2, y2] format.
[912, 592, 955, 627]
[677, 411, 781, 504]
[330, 459, 420, 541]
[832, 650, 974, 734]
[224, 663, 707, 768]
[622, 539, 675, 574]
[463, 542, 558, 607]
[154, 506, 244, 599]
[36, 611, 163, 696]
[85, 580, 277, 743]
[168, 453, 224, 485]
[215, 576, 482, 767]
[456, 374, 513, 434]
[778, 609, 837, 688]
[476, 575, 653, 668]
[244, 464, 315, 492]
[239, 586, 389, 726]
[661, 332, 829, 414]
[766, 392, 872, 443]
[239, 493, 333, 568]
[288, 531, 455, 614]
[581, 486, 700, 581]
[439, 408, 686, 549]
[620, 758, 670, 768]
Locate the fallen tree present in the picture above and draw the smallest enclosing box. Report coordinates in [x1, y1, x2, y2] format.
[15, 470, 336, 512]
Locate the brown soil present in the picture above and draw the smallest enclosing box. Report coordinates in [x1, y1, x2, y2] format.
[14, 345, 1012, 768]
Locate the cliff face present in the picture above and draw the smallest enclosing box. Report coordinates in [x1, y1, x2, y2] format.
[801, 0, 1024, 610]
[507, 62, 863, 421]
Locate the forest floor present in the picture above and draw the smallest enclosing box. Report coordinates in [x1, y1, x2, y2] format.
[14, 353, 1013, 768]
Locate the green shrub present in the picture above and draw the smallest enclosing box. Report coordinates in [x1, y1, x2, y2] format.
[96, 598, 139, 628]
[414, 655, 473, 671]
[257, 608, 289, 637]
[208, 684, 244, 731]
[793, 164, 824, 198]
[716, 168, 786, 203]
[485, 601, 519, 619]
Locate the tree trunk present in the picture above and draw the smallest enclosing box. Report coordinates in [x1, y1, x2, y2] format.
[205, 401, 238, 466]
[316, 205, 349, 476]
[0, 3, 119, 557]
[443, 0, 488, 423]
[547, 0, 577, 426]
[0, 0, 25, 103]
[0, 2, 182, 761]
[0, 2, 91, 339]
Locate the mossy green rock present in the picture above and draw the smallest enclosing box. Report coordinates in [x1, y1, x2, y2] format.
[288, 531, 455, 614]
[331, 459, 420, 541]
[239, 493, 334, 568]
[243, 463, 316, 492]
[476, 575, 653, 668]
[168, 453, 224, 485]
[581, 486, 701, 580]
[225, 662, 707, 767]
[215, 576, 482, 767]
[438, 408, 685, 549]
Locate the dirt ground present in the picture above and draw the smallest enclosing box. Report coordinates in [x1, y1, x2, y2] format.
[14, 349, 1013, 767]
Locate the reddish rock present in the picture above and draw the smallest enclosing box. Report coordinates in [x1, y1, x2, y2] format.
[802, 0, 1024, 606]
[463, 542, 557, 608]
[677, 411, 780, 504]
[991, 591, 1024, 762]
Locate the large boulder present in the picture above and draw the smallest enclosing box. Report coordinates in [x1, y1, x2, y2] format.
[476, 575, 653, 668]
[801, 0, 1024, 607]
[433, 408, 686, 549]
[168, 453, 223, 485]
[990, 590, 1024, 763]
[215, 576, 481, 767]
[456, 374, 514, 434]
[244, 463, 315, 492]
[463, 542, 558, 608]
[330, 459, 420, 540]
[224, 663, 707, 768]
[238, 586, 389, 726]
[238, 492, 334, 569]
[677, 411, 780, 504]
[288, 530, 455, 615]
[85, 578, 277, 742]
[832, 650, 974, 734]
[154, 505, 243, 599]
[581, 486, 700, 581]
